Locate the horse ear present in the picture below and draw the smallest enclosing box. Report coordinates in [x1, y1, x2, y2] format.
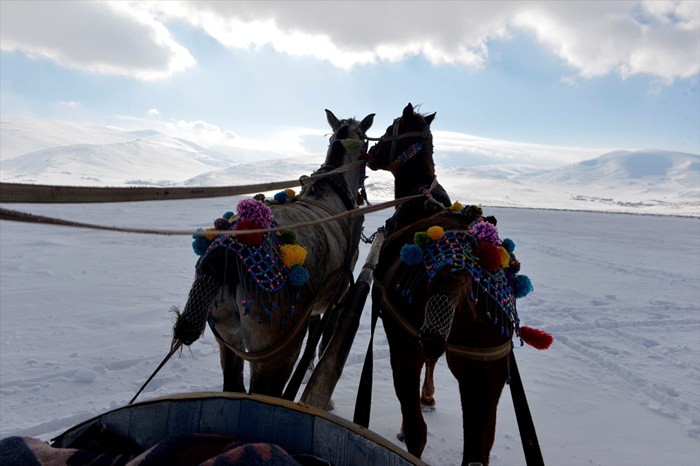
[402, 103, 414, 119]
[325, 109, 341, 131]
[425, 112, 436, 125]
[360, 113, 375, 132]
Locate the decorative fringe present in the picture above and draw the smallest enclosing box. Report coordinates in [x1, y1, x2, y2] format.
[520, 326, 553, 350]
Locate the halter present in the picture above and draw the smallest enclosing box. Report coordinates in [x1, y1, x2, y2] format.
[367, 118, 431, 172]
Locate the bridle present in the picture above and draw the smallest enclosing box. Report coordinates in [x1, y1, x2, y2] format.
[366, 118, 431, 172]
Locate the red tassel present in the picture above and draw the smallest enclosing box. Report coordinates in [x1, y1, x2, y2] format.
[520, 326, 553, 350]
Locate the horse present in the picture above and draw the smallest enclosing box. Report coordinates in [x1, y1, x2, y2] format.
[366, 103, 517, 465]
[172, 110, 375, 398]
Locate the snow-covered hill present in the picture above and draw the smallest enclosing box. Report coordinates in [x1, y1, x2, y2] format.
[1, 116, 697, 215]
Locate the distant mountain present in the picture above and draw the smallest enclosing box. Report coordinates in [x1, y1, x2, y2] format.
[0, 116, 142, 161]
[525, 149, 699, 187]
[185, 157, 322, 186]
[1, 133, 236, 186]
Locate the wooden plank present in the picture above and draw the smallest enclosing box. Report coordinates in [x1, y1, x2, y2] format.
[100, 407, 133, 442]
[270, 406, 313, 455]
[166, 399, 203, 437]
[346, 431, 390, 465]
[302, 230, 385, 409]
[198, 398, 240, 434]
[311, 417, 349, 465]
[127, 401, 170, 449]
[237, 399, 275, 442]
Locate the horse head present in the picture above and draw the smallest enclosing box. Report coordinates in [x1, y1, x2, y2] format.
[367, 102, 435, 174]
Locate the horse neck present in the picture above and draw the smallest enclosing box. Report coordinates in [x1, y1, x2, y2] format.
[301, 151, 362, 214]
[392, 150, 436, 199]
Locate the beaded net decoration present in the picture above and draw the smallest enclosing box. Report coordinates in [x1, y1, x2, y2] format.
[420, 294, 456, 338]
[200, 221, 299, 329]
[398, 229, 520, 338]
[174, 273, 221, 345]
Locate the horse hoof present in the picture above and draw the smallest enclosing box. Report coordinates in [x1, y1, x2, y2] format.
[421, 404, 436, 413]
[396, 432, 405, 443]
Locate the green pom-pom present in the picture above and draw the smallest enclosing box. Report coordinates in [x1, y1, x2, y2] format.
[253, 194, 265, 201]
[341, 139, 363, 155]
[414, 232, 431, 248]
[462, 205, 483, 223]
[279, 230, 297, 245]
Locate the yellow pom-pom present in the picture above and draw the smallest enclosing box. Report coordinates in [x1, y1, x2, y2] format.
[427, 226, 445, 241]
[450, 201, 463, 212]
[284, 189, 296, 198]
[204, 227, 219, 241]
[498, 246, 510, 268]
[280, 244, 307, 268]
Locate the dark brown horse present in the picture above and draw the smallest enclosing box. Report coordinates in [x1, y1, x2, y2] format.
[367, 103, 515, 465]
[172, 111, 374, 398]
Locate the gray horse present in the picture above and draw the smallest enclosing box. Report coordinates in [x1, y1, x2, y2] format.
[173, 111, 374, 397]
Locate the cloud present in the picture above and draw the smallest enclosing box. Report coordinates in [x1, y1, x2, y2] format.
[59, 101, 82, 107]
[149, 1, 698, 81]
[0, 1, 195, 80]
[147, 108, 160, 115]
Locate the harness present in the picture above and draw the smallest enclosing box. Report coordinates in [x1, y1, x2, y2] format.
[367, 117, 432, 172]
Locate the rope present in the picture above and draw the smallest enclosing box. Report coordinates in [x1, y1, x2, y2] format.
[0, 194, 424, 237]
[0, 161, 366, 204]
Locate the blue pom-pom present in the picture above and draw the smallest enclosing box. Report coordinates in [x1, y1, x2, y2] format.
[400, 244, 424, 265]
[192, 227, 204, 239]
[288, 265, 310, 287]
[502, 238, 515, 254]
[222, 211, 234, 220]
[515, 274, 533, 298]
[192, 237, 210, 256]
[274, 191, 289, 204]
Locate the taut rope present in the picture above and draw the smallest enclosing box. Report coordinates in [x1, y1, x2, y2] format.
[0, 194, 425, 236]
[0, 161, 366, 204]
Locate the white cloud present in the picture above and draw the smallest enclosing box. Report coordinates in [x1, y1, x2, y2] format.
[59, 101, 82, 107]
[2, 1, 696, 82]
[148, 1, 698, 81]
[0, 1, 195, 80]
[147, 108, 160, 115]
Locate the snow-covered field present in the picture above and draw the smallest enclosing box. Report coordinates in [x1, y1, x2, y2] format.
[1, 199, 699, 466]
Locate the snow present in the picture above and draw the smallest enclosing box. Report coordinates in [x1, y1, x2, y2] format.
[1, 200, 699, 466]
[1, 115, 699, 464]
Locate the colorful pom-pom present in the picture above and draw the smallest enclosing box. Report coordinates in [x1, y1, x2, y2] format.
[288, 265, 310, 287]
[414, 232, 431, 249]
[235, 219, 263, 245]
[214, 218, 229, 231]
[400, 244, 424, 265]
[475, 241, 502, 272]
[253, 194, 265, 201]
[280, 244, 308, 268]
[502, 238, 515, 254]
[470, 220, 501, 246]
[222, 211, 235, 220]
[515, 275, 533, 298]
[484, 215, 497, 226]
[341, 138, 363, 154]
[192, 227, 204, 239]
[279, 230, 297, 245]
[498, 246, 511, 268]
[192, 237, 209, 256]
[237, 199, 273, 228]
[274, 191, 289, 204]
[509, 258, 521, 274]
[519, 326, 553, 350]
[462, 205, 483, 223]
[284, 189, 296, 198]
[427, 226, 445, 241]
[450, 201, 463, 212]
[204, 227, 219, 241]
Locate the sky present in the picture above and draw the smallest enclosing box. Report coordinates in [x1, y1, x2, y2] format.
[1, 1, 699, 168]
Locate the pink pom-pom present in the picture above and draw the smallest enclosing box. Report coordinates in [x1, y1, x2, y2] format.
[470, 220, 502, 246]
[236, 199, 273, 228]
[520, 326, 553, 350]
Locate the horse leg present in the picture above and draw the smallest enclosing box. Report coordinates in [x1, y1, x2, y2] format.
[420, 359, 437, 411]
[218, 341, 245, 392]
[248, 331, 305, 397]
[448, 356, 508, 466]
[383, 309, 428, 458]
